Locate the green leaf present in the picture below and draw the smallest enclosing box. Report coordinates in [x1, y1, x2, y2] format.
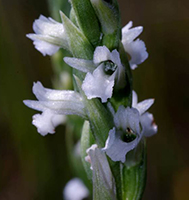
[70, 0, 101, 47]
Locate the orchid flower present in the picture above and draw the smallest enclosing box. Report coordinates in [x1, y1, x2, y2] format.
[132, 90, 158, 136]
[103, 91, 157, 163]
[23, 81, 86, 136]
[26, 15, 68, 56]
[122, 21, 148, 70]
[64, 46, 126, 103]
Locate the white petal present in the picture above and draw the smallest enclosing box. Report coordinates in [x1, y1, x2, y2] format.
[140, 112, 157, 137]
[114, 106, 141, 134]
[25, 100, 85, 117]
[32, 110, 64, 136]
[109, 49, 126, 89]
[121, 21, 148, 69]
[33, 15, 64, 37]
[132, 90, 138, 108]
[103, 128, 139, 163]
[93, 46, 111, 64]
[23, 100, 46, 112]
[27, 36, 60, 56]
[122, 21, 143, 43]
[64, 57, 95, 73]
[63, 178, 89, 200]
[27, 15, 68, 56]
[82, 64, 115, 103]
[126, 39, 148, 70]
[134, 99, 154, 115]
[122, 21, 133, 33]
[110, 49, 122, 67]
[24, 82, 86, 118]
[32, 81, 82, 101]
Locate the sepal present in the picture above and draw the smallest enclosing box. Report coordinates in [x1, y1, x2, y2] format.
[90, 0, 121, 50]
[122, 140, 147, 200]
[80, 121, 94, 181]
[60, 11, 94, 60]
[86, 145, 117, 200]
[70, 0, 101, 47]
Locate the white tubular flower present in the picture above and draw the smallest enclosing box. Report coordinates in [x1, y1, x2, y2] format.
[63, 178, 89, 200]
[85, 145, 117, 199]
[23, 81, 86, 136]
[103, 106, 142, 163]
[122, 21, 148, 70]
[140, 112, 158, 137]
[27, 15, 68, 56]
[103, 92, 157, 163]
[64, 46, 126, 103]
[132, 90, 157, 136]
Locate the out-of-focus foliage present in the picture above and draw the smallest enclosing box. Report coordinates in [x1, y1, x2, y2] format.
[0, 0, 189, 199]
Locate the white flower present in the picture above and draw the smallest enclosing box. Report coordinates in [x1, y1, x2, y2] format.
[85, 144, 117, 199]
[64, 46, 126, 103]
[132, 90, 157, 136]
[23, 81, 86, 136]
[122, 21, 148, 70]
[27, 15, 68, 56]
[63, 178, 89, 200]
[32, 110, 65, 136]
[103, 106, 142, 163]
[103, 91, 157, 163]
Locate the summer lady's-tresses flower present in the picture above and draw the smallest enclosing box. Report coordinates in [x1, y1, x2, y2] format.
[103, 91, 157, 163]
[64, 45, 125, 103]
[26, 15, 68, 56]
[23, 81, 86, 136]
[122, 21, 148, 70]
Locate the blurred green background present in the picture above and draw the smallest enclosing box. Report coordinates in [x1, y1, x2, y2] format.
[0, 0, 189, 199]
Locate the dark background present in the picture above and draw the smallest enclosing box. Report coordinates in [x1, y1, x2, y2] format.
[0, 0, 189, 199]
